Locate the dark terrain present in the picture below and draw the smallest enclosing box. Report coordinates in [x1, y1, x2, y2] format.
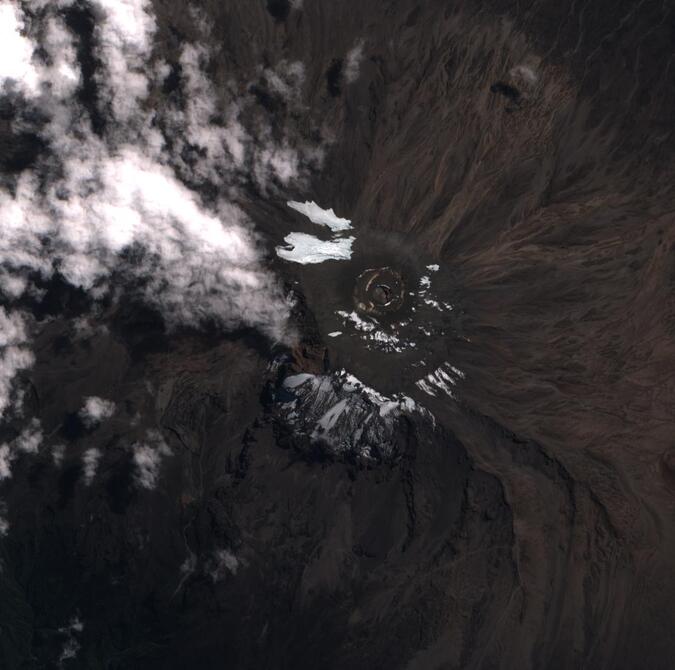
[2, 0, 675, 668]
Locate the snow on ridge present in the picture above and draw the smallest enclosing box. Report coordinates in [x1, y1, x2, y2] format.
[276, 233, 354, 264]
[287, 200, 352, 232]
[280, 369, 433, 459]
[415, 363, 465, 399]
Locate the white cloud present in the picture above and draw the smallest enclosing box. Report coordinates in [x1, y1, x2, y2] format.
[58, 616, 84, 667]
[0, 418, 42, 481]
[168, 44, 249, 178]
[0, 1, 299, 382]
[59, 616, 84, 634]
[89, 0, 156, 123]
[80, 397, 116, 427]
[52, 443, 66, 466]
[510, 63, 538, 86]
[132, 429, 171, 489]
[0, 504, 9, 537]
[253, 140, 301, 187]
[344, 40, 365, 84]
[164, 51, 315, 193]
[261, 60, 305, 100]
[15, 418, 42, 453]
[0, 273, 28, 298]
[82, 447, 101, 485]
[209, 548, 239, 581]
[0, 309, 34, 417]
[0, 2, 81, 105]
[59, 638, 80, 664]
[180, 554, 196, 575]
[0, 2, 39, 95]
[0, 512, 8, 537]
[0, 445, 11, 480]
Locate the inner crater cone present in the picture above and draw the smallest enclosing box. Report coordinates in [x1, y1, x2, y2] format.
[354, 267, 405, 316]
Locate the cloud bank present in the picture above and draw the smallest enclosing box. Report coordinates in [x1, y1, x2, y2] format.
[0, 0, 319, 419]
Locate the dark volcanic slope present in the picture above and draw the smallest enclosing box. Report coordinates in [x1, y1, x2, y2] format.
[2, 1, 675, 669]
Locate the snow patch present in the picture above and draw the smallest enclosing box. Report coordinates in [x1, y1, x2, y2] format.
[336, 310, 417, 353]
[336, 310, 376, 332]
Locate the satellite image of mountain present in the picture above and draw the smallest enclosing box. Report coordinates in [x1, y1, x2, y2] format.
[0, 0, 674, 668]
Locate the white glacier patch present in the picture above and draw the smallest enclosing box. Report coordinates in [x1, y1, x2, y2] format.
[287, 200, 352, 232]
[276, 233, 354, 264]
